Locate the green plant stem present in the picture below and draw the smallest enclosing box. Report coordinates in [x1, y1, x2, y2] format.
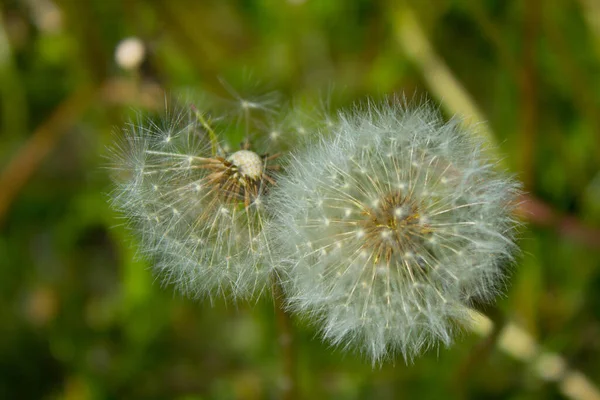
[192, 106, 220, 156]
[454, 307, 505, 398]
[0, 84, 97, 226]
[272, 273, 297, 400]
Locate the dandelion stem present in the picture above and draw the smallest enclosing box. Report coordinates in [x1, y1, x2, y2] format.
[469, 310, 600, 400]
[191, 105, 219, 156]
[0, 84, 97, 226]
[454, 306, 505, 397]
[272, 273, 297, 400]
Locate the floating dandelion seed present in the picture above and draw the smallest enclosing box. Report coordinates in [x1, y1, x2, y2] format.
[270, 99, 521, 363]
[109, 102, 284, 300]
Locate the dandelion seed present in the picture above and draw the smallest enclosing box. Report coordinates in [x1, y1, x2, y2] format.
[270, 99, 520, 363]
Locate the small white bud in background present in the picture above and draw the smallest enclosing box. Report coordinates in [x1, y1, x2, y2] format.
[115, 37, 146, 70]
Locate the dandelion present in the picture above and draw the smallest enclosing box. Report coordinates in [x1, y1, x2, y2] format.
[270, 99, 521, 363]
[108, 99, 285, 300]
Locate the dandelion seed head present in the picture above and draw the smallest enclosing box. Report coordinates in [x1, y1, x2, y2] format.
[270, 99, 521, 364]
[108, 98, 287, 301]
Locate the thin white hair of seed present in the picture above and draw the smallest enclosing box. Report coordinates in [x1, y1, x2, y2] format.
[269, 97, 521, 364]
[107, 102, 285, 301]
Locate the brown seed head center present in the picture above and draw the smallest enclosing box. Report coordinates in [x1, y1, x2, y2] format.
[201, 149, 279, 207]
[360, 192, 431, 264]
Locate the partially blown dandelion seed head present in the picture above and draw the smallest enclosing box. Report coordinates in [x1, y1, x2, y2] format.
[109, 101, 285, 301]
[270, 99, 521, 363]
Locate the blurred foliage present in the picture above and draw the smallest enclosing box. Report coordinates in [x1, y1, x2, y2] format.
[0, 0, 599, 399]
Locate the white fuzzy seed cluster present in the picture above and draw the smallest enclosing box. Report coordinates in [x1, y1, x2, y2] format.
[108, 95, 521, 365]
[269, 101, 520, 363]
[109, 106, 282, 300]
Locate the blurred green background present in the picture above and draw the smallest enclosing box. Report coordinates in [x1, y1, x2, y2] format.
[1, 0, 600, 399]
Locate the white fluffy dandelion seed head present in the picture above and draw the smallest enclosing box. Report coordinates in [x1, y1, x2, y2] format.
[270, 99, 521, 363]
[108, 103, 284, 301]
